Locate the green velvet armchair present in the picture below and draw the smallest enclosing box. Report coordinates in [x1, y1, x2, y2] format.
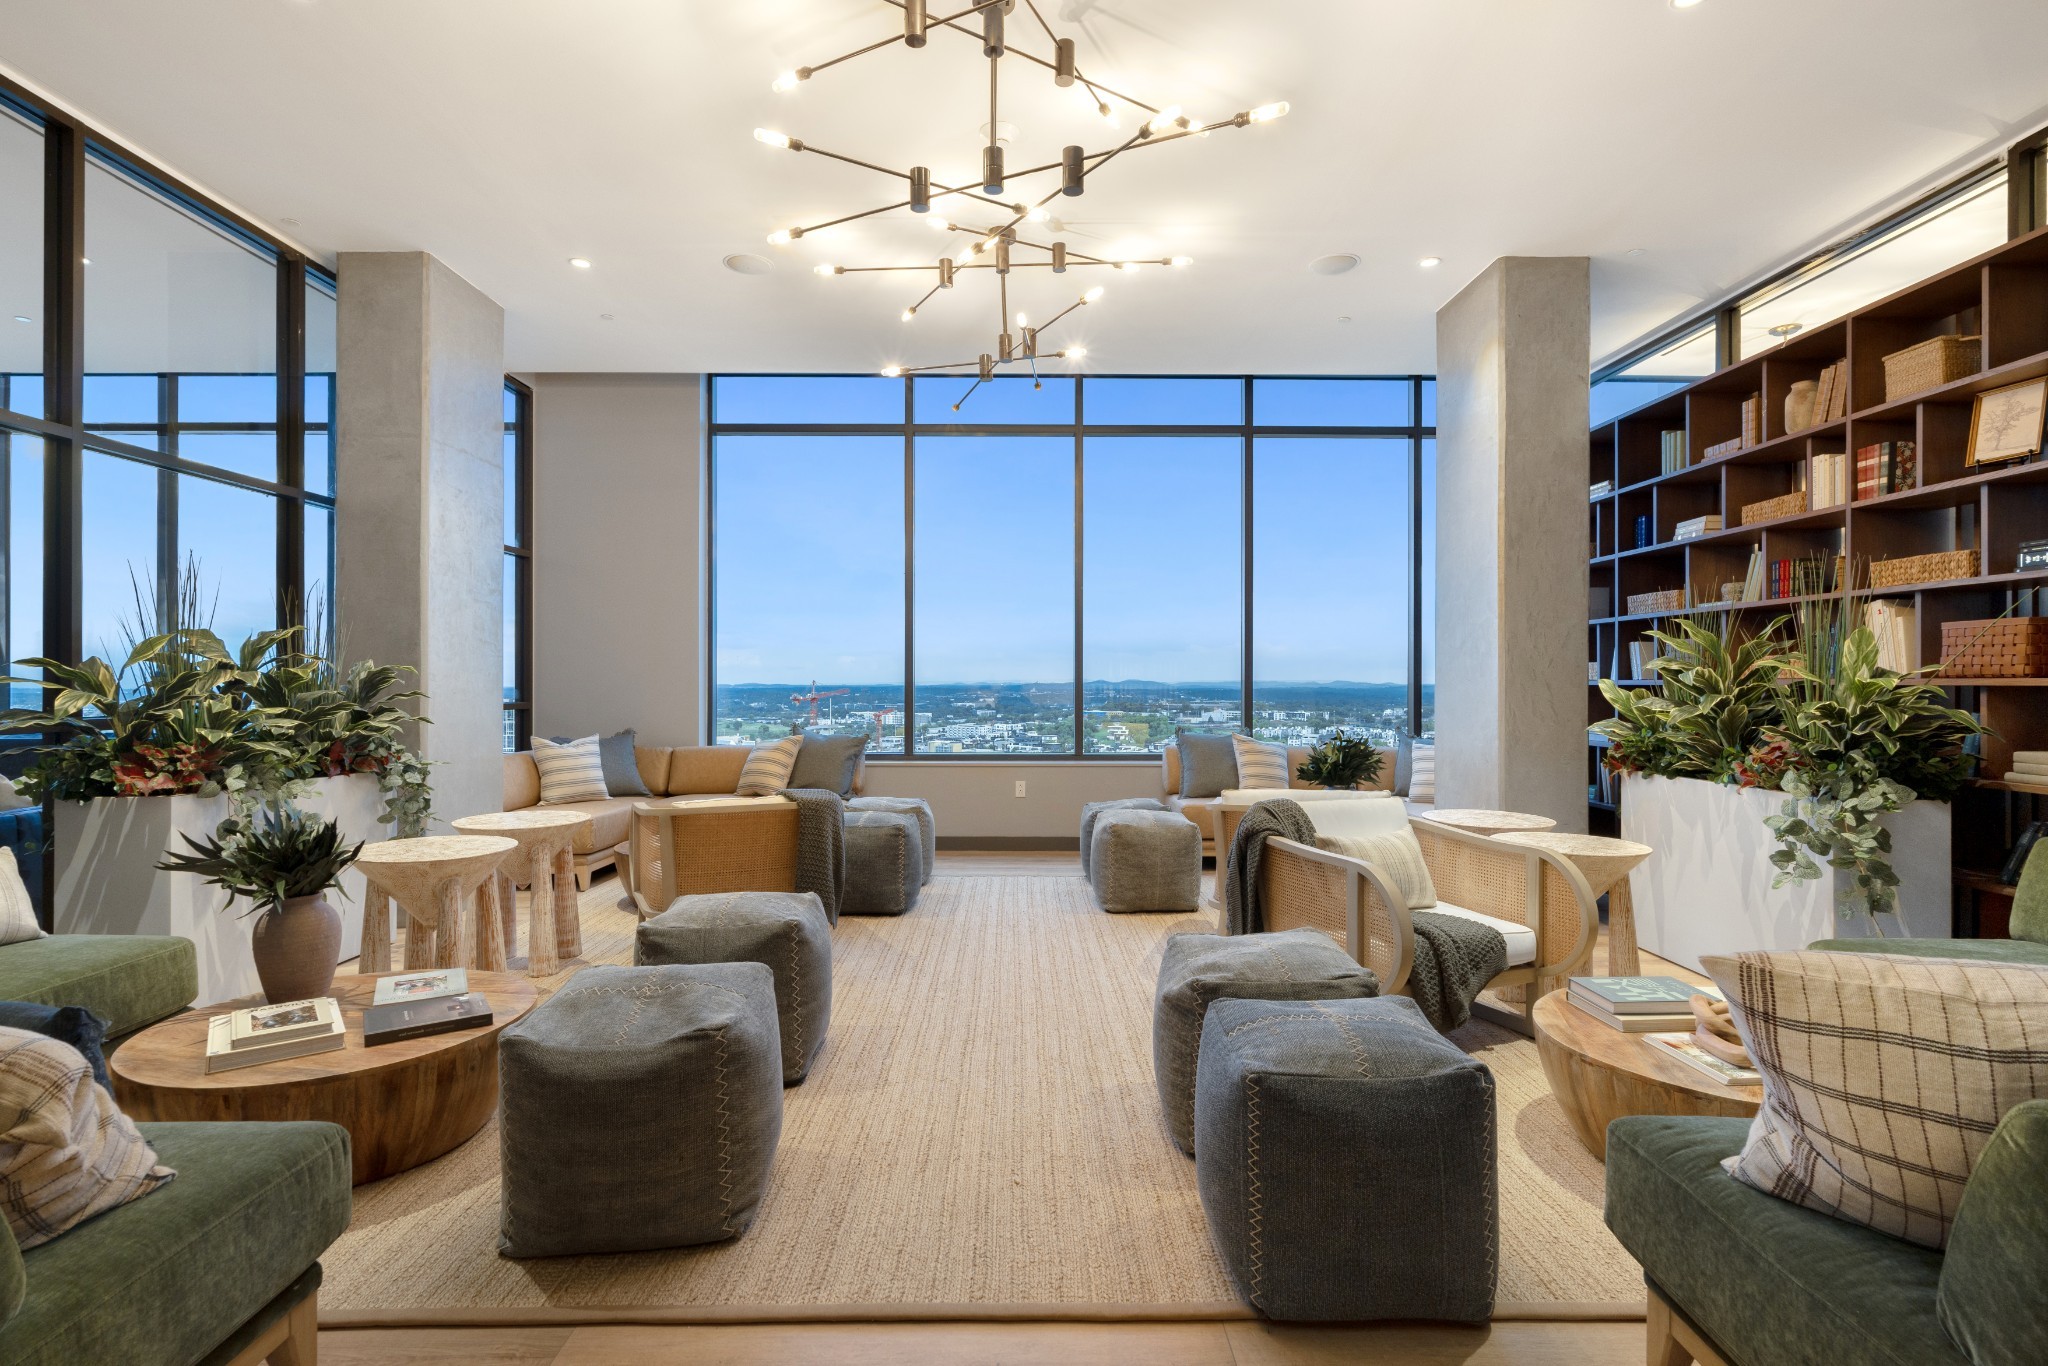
[1605, 1101, 2048, 1366]
[1809, 840, 2048, 966]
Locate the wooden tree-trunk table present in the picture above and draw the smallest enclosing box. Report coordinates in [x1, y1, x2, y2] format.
[111, 971, 539, 1184]
[1496, 829, 1654, 977]
[1531, 989, 1759, 1160]
[449, 809, 591, 977]
[356, 836, 517, 975]
[1418, 808, 1559, 838]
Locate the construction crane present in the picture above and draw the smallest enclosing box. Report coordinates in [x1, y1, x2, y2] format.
[790, 680, 849, 726]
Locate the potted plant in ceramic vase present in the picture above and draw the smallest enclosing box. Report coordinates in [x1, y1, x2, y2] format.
[157, 805, 363, 1004]
[1593, 603, 1980, 969]
[1296, 729, 1387, 790]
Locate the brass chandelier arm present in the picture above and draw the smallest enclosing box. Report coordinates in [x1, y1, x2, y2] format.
[873, 0, 1160, 116]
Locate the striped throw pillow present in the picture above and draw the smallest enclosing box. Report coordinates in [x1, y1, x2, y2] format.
[0, 849, 43, 947]
[0, 1027, 174, 1249]
[532, 735, 609, 804]
[1705, 951, 2048, 1249]
[735, 735, 804, 797]
[1231, 734, 1291, 790]
[1408, 743, 1436, 803]
[1319, 828, 1438, 909]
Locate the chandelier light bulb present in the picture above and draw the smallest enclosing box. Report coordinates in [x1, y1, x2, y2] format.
[1146, 105, 1183, 134]
[1247, 101, 1290, 124]
[1096, 101, 1119, 127]
[1014, 311, 1028, 326]
[814, 264, 840, 277]
[753, 128, 794, 149]
[902, 308, 916, 321]
[1063, 346, 1087, 360]
[772, 71, 801, 92]
[1083, 285, 1106, 303]
[1027, 205, 1050, 223]
[929, 217, 954, 232]
[1169, 256, 1194, 267]
[766, 229, 795, 245]
[1118, 262, 1141, 273]
[881, 365, 903, 378]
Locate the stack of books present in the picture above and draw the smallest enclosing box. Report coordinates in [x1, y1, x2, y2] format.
[1866, 599, 1919, 672]
[1809, 451, 1848, 509]
[1703, 435, 1745, 461]
[1739, 393, 1763, 447]
[204, 997, 346, 1073]
[363, 968, 494, 1047]
[1810, 358, 1850, 425]
[1645, 1033, 1762, 1087]
[1659, 430, 1687, 475]
[1673, 514, 1722, 542]
[1854, 440, 1919, 500]
[1589, 479, 1613, 500]
[1567, 976, 1719, 1032]
[2006, 751, 2048, 792]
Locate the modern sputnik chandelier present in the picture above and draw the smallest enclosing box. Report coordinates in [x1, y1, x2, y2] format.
[754, 0, 1289, 408]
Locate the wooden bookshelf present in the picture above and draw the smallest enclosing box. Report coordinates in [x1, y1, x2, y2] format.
[1587, 225, 2048, 877]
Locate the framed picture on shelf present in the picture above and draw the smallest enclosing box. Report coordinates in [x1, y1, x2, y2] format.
[1965, 377, 2047, 466]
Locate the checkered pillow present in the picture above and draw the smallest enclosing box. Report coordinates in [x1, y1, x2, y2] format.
[1705, 950, 2048, 1249]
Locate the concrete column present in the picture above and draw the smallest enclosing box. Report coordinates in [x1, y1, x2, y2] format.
[1434, 257, 1590, 830]
[336, 253, 506, 828]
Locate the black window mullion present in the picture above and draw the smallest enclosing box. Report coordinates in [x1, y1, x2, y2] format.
[902, 377, 917, 758]
[277, 255, 306, 634]
[41, 112, 83, 674]
[1409, 377, 1424, 738]
[1240, 375, 1254, 737]
[1072, 377, 1084, 755]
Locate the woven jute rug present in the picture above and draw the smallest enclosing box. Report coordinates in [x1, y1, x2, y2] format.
[320, 872, 1644, 1325]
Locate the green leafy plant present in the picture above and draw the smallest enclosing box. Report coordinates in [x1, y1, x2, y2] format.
[156, 804, 363, 916]
[1591, 615, 1792, 783]
[1297, 730, 1386, 789]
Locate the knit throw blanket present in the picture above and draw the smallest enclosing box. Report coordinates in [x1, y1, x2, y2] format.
[1403, 910, 1508, 1032]
[783, 788, 847, 923]
[1223, 798, 1318, 936]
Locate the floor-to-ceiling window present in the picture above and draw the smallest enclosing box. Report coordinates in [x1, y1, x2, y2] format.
[708, 374, 1435, 757]
[502, 378, 531, 752]
[1, 78, 335, 734]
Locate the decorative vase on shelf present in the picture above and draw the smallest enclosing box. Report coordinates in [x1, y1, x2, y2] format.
[249, 894, 343, 1004]
[1785, 380, 1818, 433]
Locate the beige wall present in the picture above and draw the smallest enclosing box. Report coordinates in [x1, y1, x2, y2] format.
[529, 373, 706, 746]
[862, 762, 1161, 845]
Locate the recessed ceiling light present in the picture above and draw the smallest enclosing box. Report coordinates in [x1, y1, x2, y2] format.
[600, 313, 614, 321]
[569, 257, 592, 269]
[1625, 247, 1647, 257]
[1308, 253, 1359, 276]
[724, 253, 773, 276]
[1338, 316, 1352, 324]
[11, 316, 29, 324]
[1671, 0, 1704, 8]
[1419, 256, 1442, 268]
[281, 218, 299, 227]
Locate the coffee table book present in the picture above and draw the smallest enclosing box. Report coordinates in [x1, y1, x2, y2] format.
[1645, 1032, 1762, 1087]
[226, 997, 341, 1049]
[1565, 988, 1696, 1033]
[1568, 976, 1719, 1012]
[205, 1014, 345, 1073]
[363, 993, 493, 1048]
[370, 967, 469, 1006]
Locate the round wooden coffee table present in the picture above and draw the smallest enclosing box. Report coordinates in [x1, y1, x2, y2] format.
[111, 971, 539, 1185]
[1531, 990, 1760, 1160]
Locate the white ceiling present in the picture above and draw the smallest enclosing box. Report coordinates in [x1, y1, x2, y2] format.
[3, 0, 2047, 376]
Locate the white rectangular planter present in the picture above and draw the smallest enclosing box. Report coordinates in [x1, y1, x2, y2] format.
[1620, 772, 1951, 972]
[54, 776, 391, 1006]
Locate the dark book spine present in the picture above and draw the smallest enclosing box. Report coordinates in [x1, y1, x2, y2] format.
[363, 1010, 493, 1048]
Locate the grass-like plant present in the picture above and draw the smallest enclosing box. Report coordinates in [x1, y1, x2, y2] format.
[1296, 729, 1386, 789]
[157, 804, 363, 916]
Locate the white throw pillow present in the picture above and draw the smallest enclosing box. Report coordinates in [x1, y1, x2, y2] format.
[0, 775, 31, 811]
[735, 735, 804, 797]
[1231, 734, 1290, 790]
[532, 735, 609, 805]
[0, 1028, 174, 1249]
[1705, 950, 2048, 1249]
[1318, 828, 1438, 909]
[0, 849, 43, 947]
[1299, 795, 1409, 841]
[1408, 743, 1436, 803]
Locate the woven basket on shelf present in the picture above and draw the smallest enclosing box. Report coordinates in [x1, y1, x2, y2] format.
[1937, 618, 2048, 679]
[1868, 548, 1979, 589]
[1740, 490, 1807, 525]
[1625, 588, 1686, 615]
[1882, 335, 1980, 401]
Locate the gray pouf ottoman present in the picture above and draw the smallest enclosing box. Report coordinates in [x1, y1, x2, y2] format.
[846, 796, 936, 884]
[1089, 808, 1200, 913]
[1079, 797, 1167, 877]
[1195, 995, 1497, 1322]
[499, 963, 784, 1257]
[842, 809, 922, 916]
[635, 891, 833, 1085]
[1153, 928, 1378, 1156]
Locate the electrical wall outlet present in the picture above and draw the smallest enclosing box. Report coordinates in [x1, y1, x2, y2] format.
[1014, 780, 1028, 798]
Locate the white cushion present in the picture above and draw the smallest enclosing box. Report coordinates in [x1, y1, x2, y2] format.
[0, 850, 43, 947]
[1424, 901, 1537, 967]
[1298, 795, 1410, 841]
[1220, 788, 1397, 805]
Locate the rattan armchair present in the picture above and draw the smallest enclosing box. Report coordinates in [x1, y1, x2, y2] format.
[1259, 818, 1601, 1032]
[624, 797, 801, 920]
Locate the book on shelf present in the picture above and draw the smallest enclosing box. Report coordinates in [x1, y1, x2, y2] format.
[1866, 599, 1919, 673]
[2005, 770, 2048, 790]
[1739, 393, 1762, 448]
[1809, 451, 1847, 509]
[363, 993, 495, 1048]
[1660, 429, 1687, 475]
[1565, 989, 1698, 1033]
[205, 1012, 346, 1073]
[1589, 480, 1613, 500]
[1854, 441, 1918, 500]
[1812, 362, 1837, 428]
[1568, 976, 1721, 1012]
[1673, 514, 1722, 541]
[1645, 1032, 1762, 1087]
[1703, 436, 1745, 461]
[1742, 544, 1765, 601]
[1633, 514, 1653, 549]
[226, 996, 341, 1050]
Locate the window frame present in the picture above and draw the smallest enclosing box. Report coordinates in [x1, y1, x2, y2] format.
[502, 376, 533, 752]
[707, 374, 1436, 759]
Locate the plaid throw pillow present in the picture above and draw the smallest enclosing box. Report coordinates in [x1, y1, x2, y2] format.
[1231, 734, 1290, 789]
[532, 735, 609, 804]
[0, 1027, 173, 1249]
[1705, 950, 2048, 1249]
[735, 735, 804, 797]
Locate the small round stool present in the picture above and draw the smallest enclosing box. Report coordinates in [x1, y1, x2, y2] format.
[450, 809, 593, 978]
[1496, 830, 1654, 976]
[1418, 808, 1559, 839]
[357, 836, 517, 973]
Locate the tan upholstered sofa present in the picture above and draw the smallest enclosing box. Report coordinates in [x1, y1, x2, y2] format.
[504, 745, 867, 888]
[1161, 745, 1398, 854]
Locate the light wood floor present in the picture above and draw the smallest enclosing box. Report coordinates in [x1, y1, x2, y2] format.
[316, 852, 1655, 1364]
[316, 1318, 1647, 1364]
